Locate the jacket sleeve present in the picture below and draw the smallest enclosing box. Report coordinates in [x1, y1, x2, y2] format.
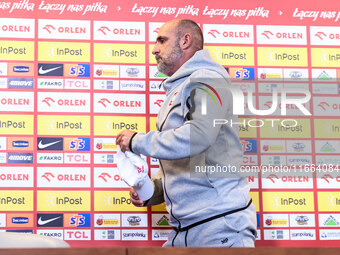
[143, 168, 164, 206]
[131, 82, 233, 160]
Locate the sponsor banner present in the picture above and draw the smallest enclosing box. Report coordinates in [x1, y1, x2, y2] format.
[0, 18, 34, 38]
[7, 230, 33, 234]
[152, 214, 170, 228]
[314, 96, 340, 116]
[0, 137, 6, 150]
[250, 192, 260, 212]
[94, 153, 115, 164]
[7, 137, 34, 151]
[257, 25, 307, 45]
[311, 27, 340, 45]
[38, 78, 64, 89]
[94, 138, 117, 152]
[258, 95, 310, 116]
[37, 230, 63, 240]
[312, 84, 339, 95]
[94, 93, 146, 114]
[6, 214, 33, 228]
[94, 43, 145, 63]
[38, 115, 90, 136]
[151, 202, 167, 212]
[0, 92, 34, 112]
[149, 66, 167, 79]
[94, 167, 127, 188]
[150, 81, 164, 92]
[120, 65, 146, 79]
[64, 230, 91, 240]
[311, 48, 340, 67]
[319, 214, 340, 227]
[7, 152, 33, 164]
[239, 118, 258, 138]
[263, 214, 289, 228]
[287, 140, 312, 153]
[8, 78, 34, 89]
[258, 82, 309, 93]
[94, 21, 145, 41]
[283, 68, 309, 81]
[0, 214, 6, 227]
[37, 153, 63, 164]
[312, 69, 336, 82]
[150, 158, 159, 166]
[94, 65, 119, 77]
[37, 213, 63, 228]
[290, 214, 315, 227]
[120, 80, 146, 91]
[259, 119, 311, 138]
[0, 167, 33, 187]
[94, 191, 147, 212]
[64, 79, 90, 90]
[261, 140, 286, 153]
[290, 229, 316, 240]
[94, 214, 120, 228]
[258, 68, 283, 81]
[258, 47, 308, 67]
[247, 174, 259, 189]
[94, 229, 120, 240]
[205, 46, 254, 66]
[38, 19, 90, 40]
[37, 190, 90, 211]
[261, 155, 286, 165]
[262, 171, 313, 189]
[318, 192, 340, 212]
[242, 155, 258, 165]
[229, 67, 255, 80]
[0, 153, 6, 163]
[264, 229, 290, 240]
[314, 119, 340, 138]
[64, 138, 90, 152]
[287, 155, 313, 166]
[37, 167, 90, 188]
[121, 229, 148, 241]
[38, 64, 63, 77]
[231, 82, 256, 93]
[317, 172, 340, 189]
[0, 63, 7, 76]
[316, 155, 340, 166]
[8, 63, 34, 76]
[0, 78, 6, 88]
[94, 79, 119, 90]
[152, 229, 171, 241]
[241, 140, 257, 153]
[148, 22, 164, 42]
[0, 41, 34, 61]
[38, 92, 90, 113]
[37, 137, 63, 151]
[64, 64, 90, 78]
[262, 192, 314, 212]
[64, 213, 91, 228]
[203, 24, 254, 44]
[64, 152, 90, 165]
[0, 190, 33, 211]
[315, 140, 340, 153]
[94, 116, 146, 136]
[38, 41, 90, 62]
[122, 214, 148, 228]
[320, 229, 340, 240]
[150, 94, 166, 114]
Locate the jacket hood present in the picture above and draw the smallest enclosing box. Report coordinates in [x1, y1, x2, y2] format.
[163, 49, 229, 93]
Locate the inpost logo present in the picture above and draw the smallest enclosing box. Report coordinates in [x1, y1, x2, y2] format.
[318, 192, 340, 211]
[0, 115, 33, 135]
[262, 192, 314, 212]
[311, 48, 340, 67]
[0, 191, 33, 211]
[94, 43, 145, 63]
[94, 116, 146, 136]
[38, 42, 90, 62]
[94, 191, 147, 211]
[0, 41, 34, 61]
[37, 191, 90, 211]
[38, 115, 90, 135]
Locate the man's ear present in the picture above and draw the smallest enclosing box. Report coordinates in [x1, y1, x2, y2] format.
[180, 33, 193, 50]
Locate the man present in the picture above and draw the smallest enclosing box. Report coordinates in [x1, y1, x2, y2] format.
[116, 19, 256, 247]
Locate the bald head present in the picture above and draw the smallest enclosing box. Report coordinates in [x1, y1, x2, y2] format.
[172, 19, 203, 52]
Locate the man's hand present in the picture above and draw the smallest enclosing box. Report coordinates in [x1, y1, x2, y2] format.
[129, 188, 145, 207]
[116, 129, 136, 152]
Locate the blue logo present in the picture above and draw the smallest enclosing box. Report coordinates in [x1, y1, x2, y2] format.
[69, 138, 90, 151]
[13, 66, 29, 73]
[12, 141, 29, 148]
[241, 140, 257, 153]
[235, 68, 255, 80]
[8, 78, 34, 89]
[7, 153, 34, 163]
[12, 217, 29, 224]
[69, 64, 90, 77]
[69, 213, 91, 227]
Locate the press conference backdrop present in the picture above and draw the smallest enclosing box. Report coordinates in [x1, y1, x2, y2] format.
[0, 0, 339, 247]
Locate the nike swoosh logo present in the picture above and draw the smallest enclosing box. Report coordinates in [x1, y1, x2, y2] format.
[38, 216, 61, 226]
[39, 66, 62, 75]
[38, 140, 61, 149]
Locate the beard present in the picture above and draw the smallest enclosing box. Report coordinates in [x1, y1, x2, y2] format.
[156, 41, 183, 76]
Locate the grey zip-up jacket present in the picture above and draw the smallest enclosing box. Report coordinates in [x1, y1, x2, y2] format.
[131, 49, 255, 230]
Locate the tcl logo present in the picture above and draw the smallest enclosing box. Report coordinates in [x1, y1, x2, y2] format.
[64, 230, 90, 240]
[98, 172, 122, 182]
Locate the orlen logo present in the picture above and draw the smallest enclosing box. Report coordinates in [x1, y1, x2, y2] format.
[154, 99, 164, 107]
[266, 174, 280, 183]
[43, 25, 56, 34]
[208, 29, 220, 38]
[321, 174, 340, 183]
[317, 101, 340, 111]
[98, 98, 111, 107]
[98, 26, 110, 35]
[315, 32, 327, 40]
[261, 30, 274, 39]
[98, 172, 122, 182]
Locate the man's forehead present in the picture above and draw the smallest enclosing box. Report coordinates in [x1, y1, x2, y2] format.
[158, 21, 177, 36]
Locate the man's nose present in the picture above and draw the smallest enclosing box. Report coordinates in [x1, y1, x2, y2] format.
[152, 44, 159, 55]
